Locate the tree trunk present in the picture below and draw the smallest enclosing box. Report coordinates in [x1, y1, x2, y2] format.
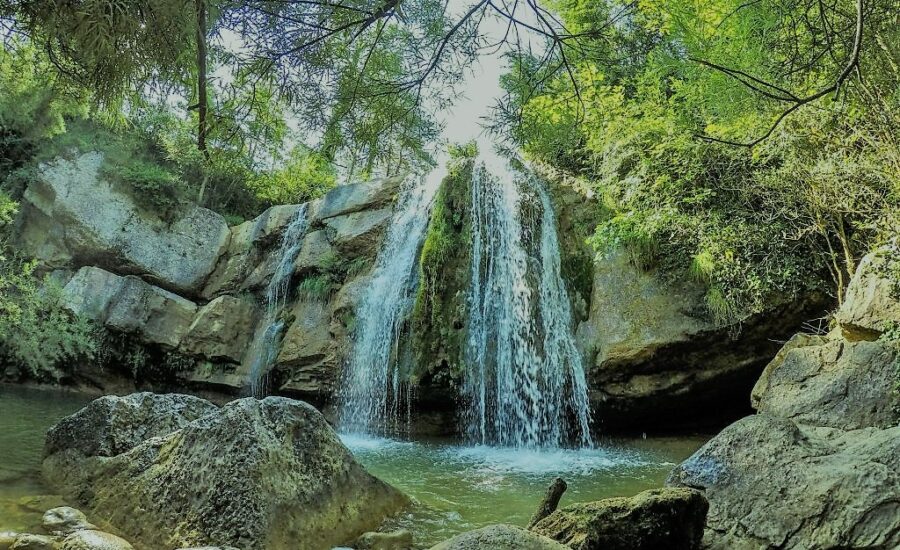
[196, 0, 209, 158]
[527, 477, 567, 528]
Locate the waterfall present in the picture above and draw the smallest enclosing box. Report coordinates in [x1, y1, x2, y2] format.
[338, 177, 439, 436]
[249, 203, 310, 398]
[463, 161, 593, 448]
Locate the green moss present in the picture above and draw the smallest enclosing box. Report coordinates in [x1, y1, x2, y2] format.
[409, 158, 475, 381]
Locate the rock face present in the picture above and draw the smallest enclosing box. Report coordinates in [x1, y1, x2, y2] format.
[17, 152, 229, 296]
[835, 246, 900, 340]
[668, 415, 900, 549]
[429, 525, 568, 550]
[577, 250, 826, 430]
[180, 295, 256, 363]
[43, 394, 408, 550]
[530, 488, 708, 550]
[751, 334, 899, 430]
[668, 248, 900, 549]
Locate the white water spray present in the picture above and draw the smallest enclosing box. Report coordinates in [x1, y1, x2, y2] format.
[249, 204, 310, 398]
[338, 177, 440, 435]
[463, 158, 593, 448]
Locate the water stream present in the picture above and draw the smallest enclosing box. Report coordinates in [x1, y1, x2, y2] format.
[248, 203, 310, 398]
[463, 162, 593, 448]
[338, 177, 440, 435]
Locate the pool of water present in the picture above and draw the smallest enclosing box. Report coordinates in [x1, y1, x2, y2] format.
[0, 386, 706, 547]
[0, 386, 91, 532]
[342, 432, 707, 546]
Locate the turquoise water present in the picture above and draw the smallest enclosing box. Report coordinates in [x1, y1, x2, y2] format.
[0, 387, 706, 547]
[342, 433, 707, 546]
[0, 386, 90, 531]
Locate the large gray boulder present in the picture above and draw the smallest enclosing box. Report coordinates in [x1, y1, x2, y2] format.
[44, 392, 218, 458]
[18, 152, 229, 296]
[429, 525, 568, 550]
[43, 395, 408, 550]
[62, 267, 198, 349]
[668, 415, 900, 550]
[530, 488, 708, 550]
[751, 334, 899, 430]
[322, 208, 393, 256]
[835, 247, 900, 340]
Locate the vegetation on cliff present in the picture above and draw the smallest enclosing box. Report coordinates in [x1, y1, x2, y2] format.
[498, 0, 899, 325]
[409, 144, 476, 383]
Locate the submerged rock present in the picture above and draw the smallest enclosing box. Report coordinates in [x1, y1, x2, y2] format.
[59, 531, 133, 550]
[354, 529, 414, 550]
[42, 507, 96, 536]
[530, 487, 707, 550]
[429, 524, 568, 550]
[43, 394, 408, 550]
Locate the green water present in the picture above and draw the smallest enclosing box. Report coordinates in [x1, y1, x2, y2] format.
[0, 387, 706, 547]
[342, 432, 707, 546]
[0, 386, 91, 531]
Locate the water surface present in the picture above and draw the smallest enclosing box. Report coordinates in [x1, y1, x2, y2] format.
[343, 432, 707, 546]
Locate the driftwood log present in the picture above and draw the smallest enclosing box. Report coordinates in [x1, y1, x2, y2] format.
[527, 477, 567, 528]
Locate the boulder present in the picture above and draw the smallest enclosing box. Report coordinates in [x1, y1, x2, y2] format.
[751, 334, 899, 430]
[62, 267, 198, 349]
[322, 208, 393, 257]
[1, 532, 17, 550]
[59, 531, 133, 550]
[17, 152, 229, 296]
[836, 247, 900, 340]
[42, 507, 96, 535]
[530, 488, 707, 550]
[311, 177, 403, 222]
[667, 414, 900, 550]
[577, 250, 825, 430]
[9, 535, 58, 550]
[180, 295, 256, 363]
[44, 393, 218, 459]
[43, 395, 408, 550]
[429, 525, 568, 550]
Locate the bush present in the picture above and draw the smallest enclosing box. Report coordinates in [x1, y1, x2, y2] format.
[0, 259, 97, 380]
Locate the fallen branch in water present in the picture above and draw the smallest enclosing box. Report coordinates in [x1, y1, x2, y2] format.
[528, 477, 567, 528]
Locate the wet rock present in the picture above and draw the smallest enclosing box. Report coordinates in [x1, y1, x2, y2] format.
[9, 535, 58, 550]
[429, 525, 568, 550]
[42, 507, 96, 535]
[530, 487, 707, 550]
[59, 530, 133, 550]
[180, 295, 256, 363]
[17, 152, 228, 296]
[275, 300, 337, 396]
[667, 415, 900, 549]
[44, 392, 218, 458]
[751, 335, 899, 430]
[43, 395, 408, 550]
[835, 247, 900, 340]
[355, 529, 414, 550]
[1, 532, 18, 550]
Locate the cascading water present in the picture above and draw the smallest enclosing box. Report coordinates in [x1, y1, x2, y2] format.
[248, 203, 310, 398]
[338, 177, 439, 435]
[463, 160, 593, 448]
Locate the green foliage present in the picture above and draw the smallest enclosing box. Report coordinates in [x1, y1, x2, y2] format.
[410, 156, 474, 379]
[248, 147, 337, 206]
[501, 0, 900, 325]
[0, 259, 97, 380]
[297, 274, 336, 300]
[107, 160, 189, 221]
